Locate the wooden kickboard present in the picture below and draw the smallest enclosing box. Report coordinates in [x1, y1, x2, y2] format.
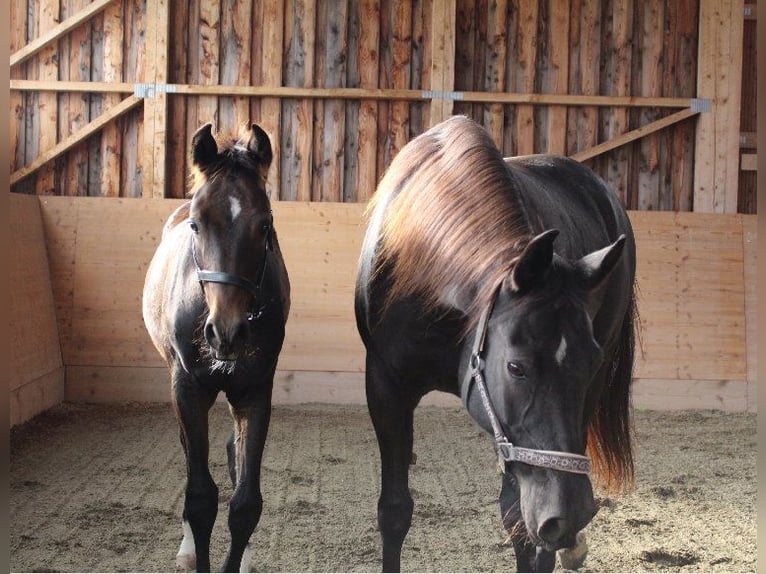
[31, 197, 755, 411]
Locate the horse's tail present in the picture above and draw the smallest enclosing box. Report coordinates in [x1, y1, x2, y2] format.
[588, 286, 637, 493]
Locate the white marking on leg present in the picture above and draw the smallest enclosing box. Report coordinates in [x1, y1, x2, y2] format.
[176, 520, 196, 572]
[239, 543, 253, 573]
[230, 196, 242, 221]
[555, 335, 567, 365]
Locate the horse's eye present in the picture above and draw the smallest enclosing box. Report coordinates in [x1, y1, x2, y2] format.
[189, 220, 199, 233]
[507, 362, 526, 379]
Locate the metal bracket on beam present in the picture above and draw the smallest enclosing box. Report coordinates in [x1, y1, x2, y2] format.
[421, 90, 465, 101]
[134, 83, 178, 99]
[691, 98, 712, 113]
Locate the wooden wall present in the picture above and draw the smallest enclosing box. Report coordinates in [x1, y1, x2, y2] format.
[9, 194, 65, 427]
[9, 0, 756, 213]
[27, 197, 757, 413]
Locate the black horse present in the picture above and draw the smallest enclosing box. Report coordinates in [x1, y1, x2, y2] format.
[143, 123, 290, 572]
[355, 116, 636, 572]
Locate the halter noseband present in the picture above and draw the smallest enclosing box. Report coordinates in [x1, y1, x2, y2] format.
[468, 288, 592, 476]
[190, 213, 274, 322]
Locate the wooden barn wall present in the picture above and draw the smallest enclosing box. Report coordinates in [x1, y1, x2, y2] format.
[30, 197, 757, 413]
[8, 0, 756, 213]
[9, 194, 65, 427]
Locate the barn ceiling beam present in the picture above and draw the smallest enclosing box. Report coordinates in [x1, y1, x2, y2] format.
[9, 0, 118, 68]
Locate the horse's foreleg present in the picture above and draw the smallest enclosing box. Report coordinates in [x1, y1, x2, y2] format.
[366, 361, 416, 573]
[173, 378, 218, 573]
[222, 399, 272, 573]
[499, 473, 556, 573]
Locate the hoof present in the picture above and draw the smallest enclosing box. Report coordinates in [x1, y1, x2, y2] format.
[239, 544, 253, 573]
[558, 531, 588, 570]
[176, 552, 196, 572]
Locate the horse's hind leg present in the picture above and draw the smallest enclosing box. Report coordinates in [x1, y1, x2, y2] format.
[173, 375, 218, 573]
[499, 473, 556, 573]
[222, 398, 272, 573]
[366, 357, 416, 573]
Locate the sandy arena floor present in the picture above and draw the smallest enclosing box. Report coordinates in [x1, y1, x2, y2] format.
[10, 402, 756, 572]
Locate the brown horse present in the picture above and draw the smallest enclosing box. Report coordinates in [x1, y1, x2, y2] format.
[143, 123, 290, 572]
[355, 116, 636, 572]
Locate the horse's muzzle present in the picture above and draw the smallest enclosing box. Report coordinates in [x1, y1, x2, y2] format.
[204, 317, 247, 360]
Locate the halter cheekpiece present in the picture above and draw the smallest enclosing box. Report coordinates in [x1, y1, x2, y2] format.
[468, 287, 592, 476]
[190, 211, 274, 321]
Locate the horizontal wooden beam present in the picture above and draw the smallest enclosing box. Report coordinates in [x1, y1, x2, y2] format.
[570, 108, 699, 162]
[10, 79, 695, 109]
[10, 96, 142, 185]
[10, 0, 118, 68]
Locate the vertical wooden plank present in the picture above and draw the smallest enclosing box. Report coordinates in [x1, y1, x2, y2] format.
[323, 1, 348, 201]
[513, 0, 538, 155]
[355, 0, 380, 203]
[36, 0, 61, 195]
[311, 1, 328, 201]
[10, 0, 28, 176]
[142, 0, 170, 198]
[694, 0, 744, 213]
[60, 0, 91, 197]
[409, 0, 431, 137]
[99, 0, 123, 197]
[453, 0, 476, 120]
[376, 0, 392, 176]
[167, 0, 189, 199]
[429, 0, 456, 126]
[281, 0, 315, 202]
[343, 0, 360, 202]
[633, 0, 664, 210]
[184, 0, 200, 155]
[597, 0, 633, 205]
[121, 0, 144, 197]
[737, 13, 756, 214]
[544, 0, 570, 155]
[483, 0, 507, 149]
[661, 0, 697, 211]
[312, 0, 349, 202]
[256, 0, 283, 199]
[566, 0, 600, 157]
[197, 0, 220, 127]
[390, 0, 412, 156]
[219, 0, 253, 135]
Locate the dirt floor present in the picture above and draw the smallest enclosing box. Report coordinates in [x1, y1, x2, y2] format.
[10, 402, 756, 573]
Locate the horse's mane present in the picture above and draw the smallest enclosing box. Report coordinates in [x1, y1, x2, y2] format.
[368, 115, 532, 328]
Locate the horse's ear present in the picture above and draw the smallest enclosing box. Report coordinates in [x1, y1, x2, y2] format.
[191, 123, 219, 170]
[576, 235, 627, 291]
[245, 123, 273, 168]
[577, 235, 627, 317]
[508, 229, 559, 293]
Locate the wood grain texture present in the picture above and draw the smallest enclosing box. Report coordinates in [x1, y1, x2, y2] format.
[30, 199, 755, 411]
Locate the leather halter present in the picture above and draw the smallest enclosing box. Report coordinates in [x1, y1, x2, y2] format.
[190, 212, 274, 322]
[467, 287, 592, 475]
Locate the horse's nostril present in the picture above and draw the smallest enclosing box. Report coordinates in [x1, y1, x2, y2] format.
[204, 321, 218, 348]
[537, 517, 567, 546]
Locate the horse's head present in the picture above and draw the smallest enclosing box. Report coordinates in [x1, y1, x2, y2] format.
[187, 122, 274, 362]
[464, 228, 627, 551]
